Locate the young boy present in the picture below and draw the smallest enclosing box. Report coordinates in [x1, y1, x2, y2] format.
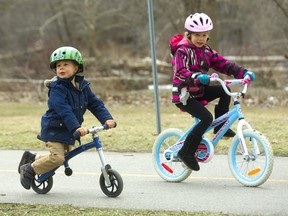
[18, 46, 116, 190]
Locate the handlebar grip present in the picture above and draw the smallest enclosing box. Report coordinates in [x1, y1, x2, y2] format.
[73, 131, 81, 139]
[103, 122, 117, 130]
[103, 124, 109, 130]
[209, 73, 219, 78]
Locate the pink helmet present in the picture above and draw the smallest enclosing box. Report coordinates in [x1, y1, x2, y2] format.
[184, 13, 213, 32]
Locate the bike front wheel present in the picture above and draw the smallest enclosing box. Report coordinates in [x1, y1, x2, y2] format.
[152, 128, 192, 182]
[99, 169, 123, 197]
[228, 129, 273, 187]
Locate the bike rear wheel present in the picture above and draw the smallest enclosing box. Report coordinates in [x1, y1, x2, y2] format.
[31, 175, 53, 194]
[152, 128, 192, 182]
[228, 129, 273, 187]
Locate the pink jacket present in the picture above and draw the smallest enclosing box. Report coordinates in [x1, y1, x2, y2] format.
[171, 37, 246, 103]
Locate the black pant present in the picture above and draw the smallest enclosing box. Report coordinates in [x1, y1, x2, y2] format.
[176, 85, 231, 138]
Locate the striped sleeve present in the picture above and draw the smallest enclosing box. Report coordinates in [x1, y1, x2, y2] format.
[210, 49, 246, 79]
[173, 49, 193, 82]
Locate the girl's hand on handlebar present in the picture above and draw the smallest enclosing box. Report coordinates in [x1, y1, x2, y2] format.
[196, 74, 210, 85]
[105, 119, 116, 129]
[76, 127, 88, 137]
[243, 71, 255, 85]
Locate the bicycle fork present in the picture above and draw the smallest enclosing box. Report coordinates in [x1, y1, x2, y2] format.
[237, 119, 260, 159]
[93, 135, 112, 186]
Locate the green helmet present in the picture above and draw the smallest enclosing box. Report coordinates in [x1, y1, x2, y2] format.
[49, 46, 84, 73]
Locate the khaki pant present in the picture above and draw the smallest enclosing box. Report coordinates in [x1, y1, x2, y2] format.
[32, 142, 73, 174]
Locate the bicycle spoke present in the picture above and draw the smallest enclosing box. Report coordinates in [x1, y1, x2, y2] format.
[152, 129, 192, 182]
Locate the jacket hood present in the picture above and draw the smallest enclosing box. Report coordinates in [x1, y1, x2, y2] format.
[177, 37, 190, 47]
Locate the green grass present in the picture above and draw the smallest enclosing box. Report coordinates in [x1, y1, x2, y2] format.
[0, 101, 287, 156]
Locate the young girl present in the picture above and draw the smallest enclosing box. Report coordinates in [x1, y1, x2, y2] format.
[19, 46, 116, 190]
[171, 13, 255, 171]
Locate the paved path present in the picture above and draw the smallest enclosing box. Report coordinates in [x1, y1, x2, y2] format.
[0, 150, 287, 215]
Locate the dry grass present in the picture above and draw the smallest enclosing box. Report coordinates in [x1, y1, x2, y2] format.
[0, 203, 238, 216]
[0, 101, 287, 156]
[0, 101, 286, 216]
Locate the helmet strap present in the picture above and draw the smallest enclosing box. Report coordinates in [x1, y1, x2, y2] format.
[185, 32, 192, 42]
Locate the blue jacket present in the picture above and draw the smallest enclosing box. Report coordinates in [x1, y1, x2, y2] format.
[40, 76, 113, 145]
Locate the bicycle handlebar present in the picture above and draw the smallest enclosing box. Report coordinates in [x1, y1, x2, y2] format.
[210, 77, 248, 98]
[73, 124, 109, 139]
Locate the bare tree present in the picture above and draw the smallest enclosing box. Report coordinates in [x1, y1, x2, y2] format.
[0, 0, 287, 80]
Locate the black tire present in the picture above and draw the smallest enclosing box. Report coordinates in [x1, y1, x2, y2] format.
[31, 175, 53, 194]
[99, 169, 123, 197]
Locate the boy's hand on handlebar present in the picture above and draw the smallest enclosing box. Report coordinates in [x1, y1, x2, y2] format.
[76, 127, 88, 137]
[196, 74, 210, 85]
[105, 119, 116, 129]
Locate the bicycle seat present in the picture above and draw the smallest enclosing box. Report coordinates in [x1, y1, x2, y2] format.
[200, 100, 208, 106]
[37, 134, 43, 141]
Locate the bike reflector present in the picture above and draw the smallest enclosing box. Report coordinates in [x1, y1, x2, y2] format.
[248, 168, 261, 176]
[161, 163, 173, 173]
